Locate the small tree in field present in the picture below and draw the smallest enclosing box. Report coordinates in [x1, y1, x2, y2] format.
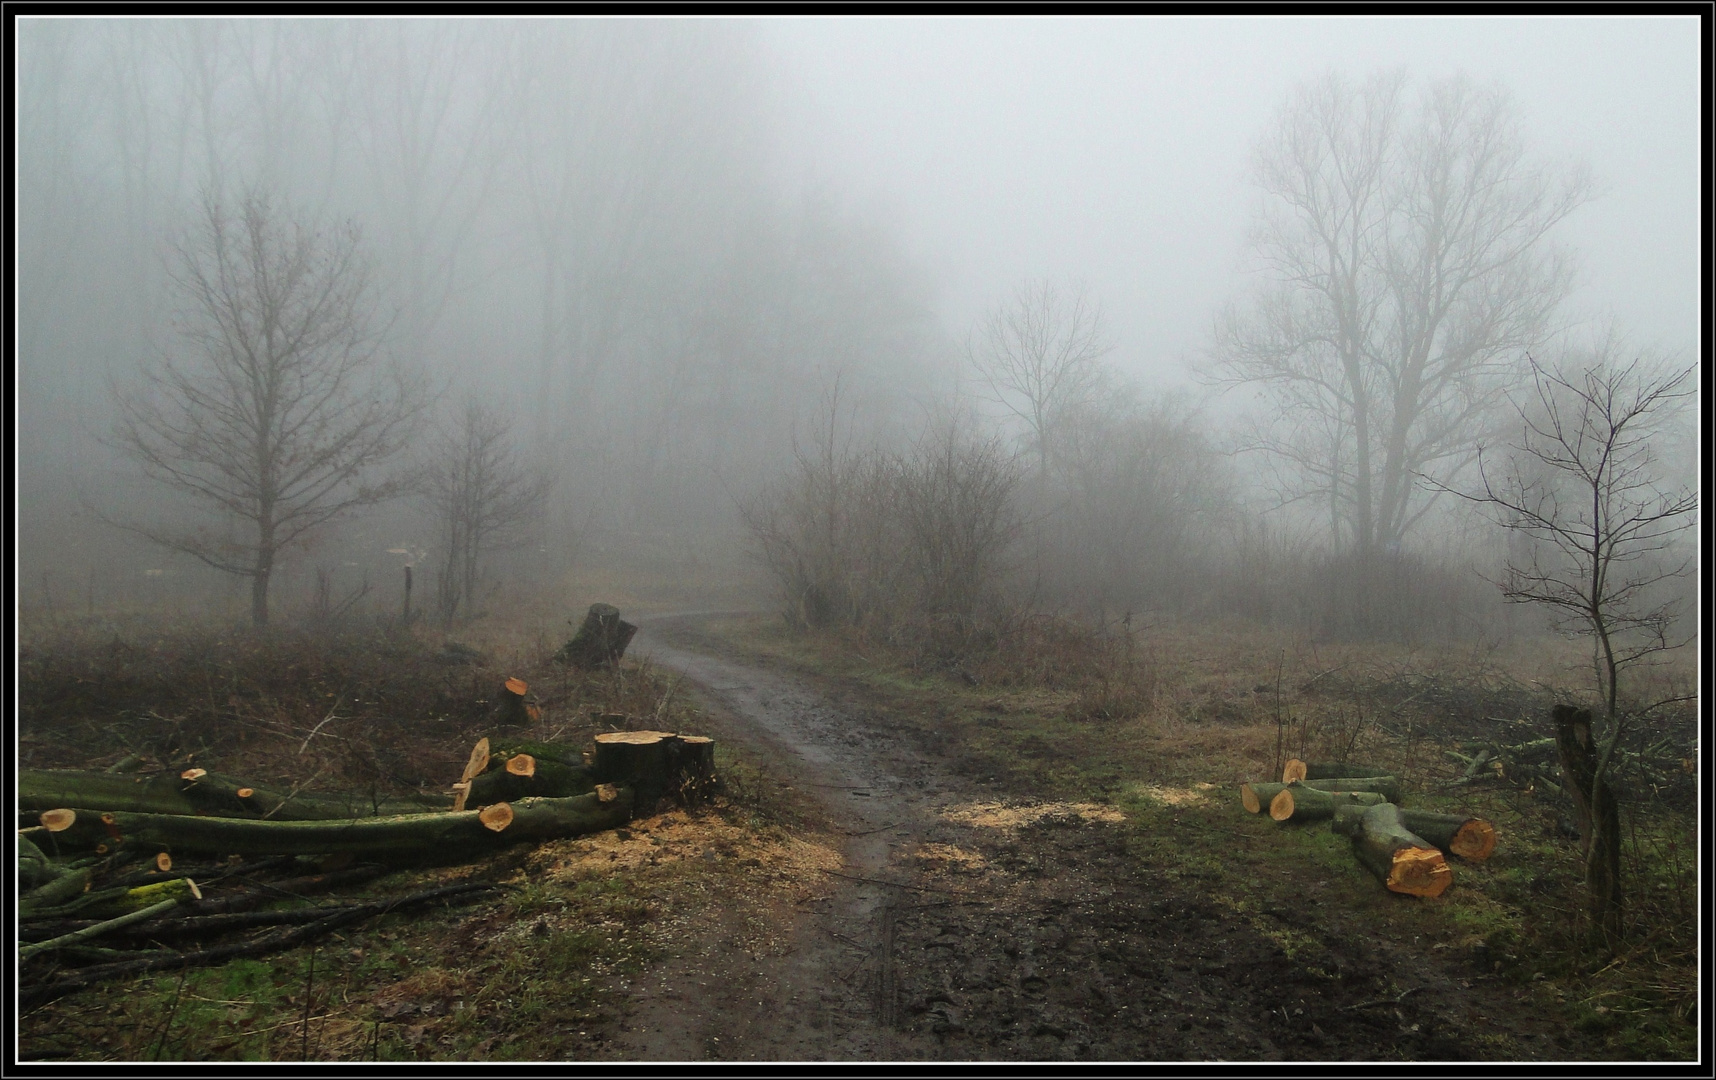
[1457, 345, 1697, 950]
[113, 190, 424, 626]
[425, 397, 549, 623]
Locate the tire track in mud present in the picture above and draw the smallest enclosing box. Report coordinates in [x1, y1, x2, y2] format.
[602, 614, 1596, 1063]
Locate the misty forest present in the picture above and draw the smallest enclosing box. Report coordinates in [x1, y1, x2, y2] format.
[14, 19, 1699, 1064]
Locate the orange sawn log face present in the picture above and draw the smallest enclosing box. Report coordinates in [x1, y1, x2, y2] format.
[1386, 846, 1452, 897]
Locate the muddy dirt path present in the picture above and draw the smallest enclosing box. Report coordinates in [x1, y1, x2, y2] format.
[605, 614, 1596, 1063]
[609, 613, 946, 1060]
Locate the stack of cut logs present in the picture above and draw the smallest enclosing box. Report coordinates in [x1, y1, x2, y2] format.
[1239, 759, 1496, 897]
[18, 720, 717, 1006]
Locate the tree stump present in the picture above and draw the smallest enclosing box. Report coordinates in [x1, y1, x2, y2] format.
[1349, 802, 1452, 897]
[556, 604, 638, 669]
[493, 677, 536, 727]
[1554, 703, 1622, 947]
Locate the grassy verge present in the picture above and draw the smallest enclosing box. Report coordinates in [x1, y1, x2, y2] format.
[696, 612, 1698, 1061]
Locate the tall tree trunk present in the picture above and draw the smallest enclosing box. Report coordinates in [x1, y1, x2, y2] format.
[251, 554, 272, 627]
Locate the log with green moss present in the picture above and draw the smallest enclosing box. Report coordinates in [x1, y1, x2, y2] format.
[1281, 759, 1394, 783]
[21, 769, 444, 822]
[1295, 775, 1401, 803]
[1331, 804, 1496, 860]
[1267, 785, 1388, 822]
[1240, 782, 1290, 814]
[178, 771, 446, 819]
[26, 789, 634, 859]
[1346, 802, 1452, 897]
[466, 755, 599, 804]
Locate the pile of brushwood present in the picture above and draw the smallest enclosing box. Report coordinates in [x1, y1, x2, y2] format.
[1239, 759, 1496, 898]
[19, 727, 716, 1008]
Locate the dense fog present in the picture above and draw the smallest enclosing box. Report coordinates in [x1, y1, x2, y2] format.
[13, 17, 1700, 642]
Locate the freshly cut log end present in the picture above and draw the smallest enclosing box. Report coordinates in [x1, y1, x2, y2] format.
[187, 878, 203, 900]
[236, 788, 255, 799]
[505, 677, 528, 697]
[1282, 759, 1308, 784]
[1241, 784, 1263, 814]
[1386, 847, 1452, 897]
[155, 852, 173, 873]
[450, 781, 472, 814]
[181, 768, 208, 782]
[1268, 785, 1387, 822]
[41, 808, 77, 832]
[1449, 819, 1497, 861]
[461, 738, 492, 785]
[1350, 802, 1454, 898]
[1241, 782, 1289, 814]
[478, 803, 515, 833]
[595, 783, 619, 804]
[506, 754, 537, 778]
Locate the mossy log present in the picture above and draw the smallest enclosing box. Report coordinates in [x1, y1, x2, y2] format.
[556, 603, 638, 669]
[21, 771, 201, 817]
[19, 834, 65, 890]
[1296, 775, 1401, 803]
[1281, 760, 1395, 783]
[1331, 804, 1497, 861]
[20, 867, 94, 913]
[1348, 802, 1452, 897]
[1267, 785, 1388, 822]
[20, 769, 443, 822]
[1241, 782, 1290, 814]
[24, 789, 634, 860]
[179, 771, 445, 819]
[467, 756, 598, 805]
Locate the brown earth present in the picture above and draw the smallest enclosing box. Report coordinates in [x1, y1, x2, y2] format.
[586, 613, 1604, 1063]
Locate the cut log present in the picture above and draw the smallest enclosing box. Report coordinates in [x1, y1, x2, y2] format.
[21, 769, 442, 821]
[452, 738, 492, 812]
[593, 730, 682, 808]
[179, 771, 444, 820]
[22, 772, 201, 818]
[1267, 785, 1388, 822]
[1296, 775, 1401, 803]
[478, 803, 515, 832]
[555, 603, 638, 669]
[1282, 760, 1394, 784]
[1241, 782, 1290, 814]
[506, 754, 536, 778]
[1348, 802, 1453, 897]
[466, 758, 598, 805]
[21, 867, 92, 912]
[1331, 804, 1497, 860]
[26, 788, 635, 859]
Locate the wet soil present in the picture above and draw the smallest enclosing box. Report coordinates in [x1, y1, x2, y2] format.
[598, 613, 1601, 1063]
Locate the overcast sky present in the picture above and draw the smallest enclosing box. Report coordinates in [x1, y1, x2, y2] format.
[761, 15, 1703, 388]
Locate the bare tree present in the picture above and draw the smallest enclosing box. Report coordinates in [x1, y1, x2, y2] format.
[1214, 71, 1591, 565]
[425, 397, 551, 623]
[111, 189, 423, 626]
[1453, 344, 1697, 949]
[968, 279, 1112, 475]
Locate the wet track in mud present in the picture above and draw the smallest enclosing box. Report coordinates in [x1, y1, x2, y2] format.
[600, 614, 1597, 1063]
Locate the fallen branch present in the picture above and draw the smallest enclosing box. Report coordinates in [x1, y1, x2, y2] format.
[20, 882, 495, 1008]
